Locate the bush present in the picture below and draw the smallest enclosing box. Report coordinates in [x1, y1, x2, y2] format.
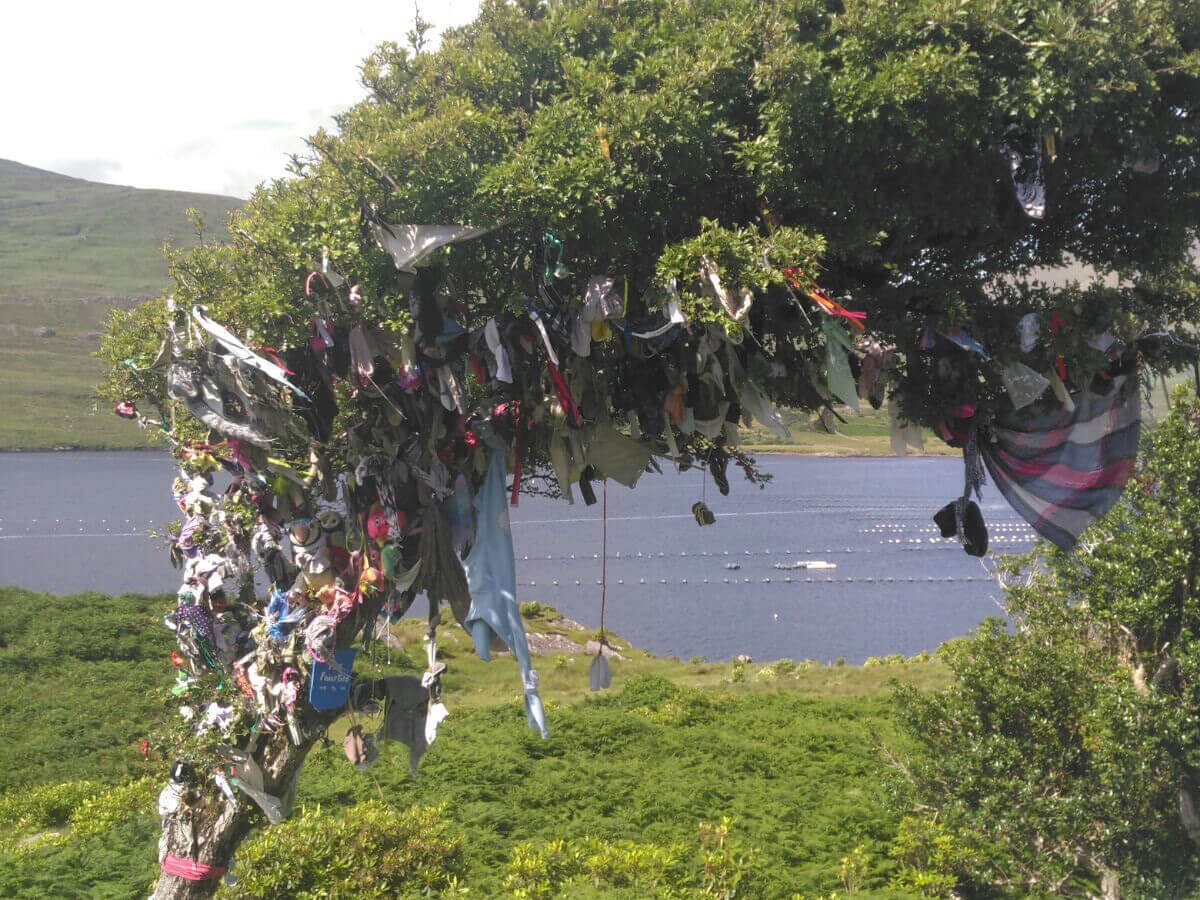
[887, 816, 972, 898]
[502, 819, 758, 899]
[520, 601, 554, 621]
[70, 777, 157, 839]
[0, 780, 100, 851]
[223, 802, 465, 898]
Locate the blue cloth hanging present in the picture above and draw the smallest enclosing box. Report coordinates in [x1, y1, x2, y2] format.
[463, 426, 549, 738]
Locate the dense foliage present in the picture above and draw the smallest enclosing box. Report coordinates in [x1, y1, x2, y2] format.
[894, 390, 1200, 898]
[101, 0, 1200, 450]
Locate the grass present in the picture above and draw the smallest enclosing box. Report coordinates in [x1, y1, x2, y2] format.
[0, 586, 952, 897]
[739, 404, 955, 457]
[0, 159, 239, 449]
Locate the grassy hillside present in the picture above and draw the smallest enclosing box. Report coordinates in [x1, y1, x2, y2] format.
[0, 159, 240, 448]
[0, 587, 952, 898]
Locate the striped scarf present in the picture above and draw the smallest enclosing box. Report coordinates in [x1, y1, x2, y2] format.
[981, 373, 1141, 550]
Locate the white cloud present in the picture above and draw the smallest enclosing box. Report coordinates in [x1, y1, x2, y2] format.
[3, 0, 482, 198]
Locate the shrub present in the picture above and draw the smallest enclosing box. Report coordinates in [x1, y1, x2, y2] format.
[70, 776, 157, 838]
[887, 816, 971, 898]
[223, 802, 465, 898]
[0, 780, 100, 851]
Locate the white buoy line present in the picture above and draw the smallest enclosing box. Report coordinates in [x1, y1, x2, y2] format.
[517, 574, 994, 588]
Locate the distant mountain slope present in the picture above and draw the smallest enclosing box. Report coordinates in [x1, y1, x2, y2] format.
[0, 159, 239, 301]
[0, 160, 242, 448]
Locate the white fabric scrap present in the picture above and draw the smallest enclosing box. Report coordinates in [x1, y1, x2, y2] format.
[699, 256, 753, 322]
[371, 223, 488, 273]
[484, 319, 514, 382]
[630, 285, 687, 339]
[191, 306, 309, 400]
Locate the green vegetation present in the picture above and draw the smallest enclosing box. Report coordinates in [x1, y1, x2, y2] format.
[0, 586, 952, 898]
[740, 405, 955, 457]
[0, 159, 239, 448]
[893, 390, 1200, 897]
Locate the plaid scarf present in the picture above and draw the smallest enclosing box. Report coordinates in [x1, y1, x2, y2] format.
[981, 373, 1140, 550]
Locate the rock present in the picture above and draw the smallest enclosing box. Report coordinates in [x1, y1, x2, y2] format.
[526, 632, 583, 655]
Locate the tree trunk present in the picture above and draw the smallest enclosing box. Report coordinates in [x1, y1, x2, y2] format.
[152, 597, 381, 898]
[152, 719, 329, 898]
[153, 801, 253, 900]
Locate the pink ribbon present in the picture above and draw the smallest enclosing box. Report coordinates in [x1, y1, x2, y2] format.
[161, 854, 227, 881]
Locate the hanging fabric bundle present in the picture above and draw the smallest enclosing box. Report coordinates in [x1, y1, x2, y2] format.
[979, 366, 1141, 550]
[932, 428, 989, 557]
[1002, 125, 1047, 220]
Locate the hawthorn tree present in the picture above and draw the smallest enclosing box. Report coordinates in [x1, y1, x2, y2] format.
[893, 390, 1200, 898]
[97, 1, 1199, 897]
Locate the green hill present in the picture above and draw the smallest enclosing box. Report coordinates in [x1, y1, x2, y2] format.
[0, 159, 241, 448]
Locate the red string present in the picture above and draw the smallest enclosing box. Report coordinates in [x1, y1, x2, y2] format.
[546, 360, 583, 426]
[510, 419, 523, 507]
[252, 346, 296, 375]
[600, 479, 607, 642]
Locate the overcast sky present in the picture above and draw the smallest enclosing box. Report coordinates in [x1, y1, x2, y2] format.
[3, 1, 481, 199]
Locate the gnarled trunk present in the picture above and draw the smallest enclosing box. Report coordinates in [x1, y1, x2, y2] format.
[152, 600, 381, 898]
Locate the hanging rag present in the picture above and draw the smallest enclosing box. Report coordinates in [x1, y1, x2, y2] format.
[462, 428, 549, 738]
[1002, 125, 1047, 220]
[1018, 313, 1040, 353]
[484, 318, 514, 382]
[370, 220, 488, 272]
[583, 275, 623, 321]
[821, 318, 860, 411]
[376, 675, 435, 775]
[888, 396, 925, 456]
[168, 363, 271, 447]
[191, 306, 309, 400]
[981, 370, 1141, 550]
[1000, 361, 1050, 410]
[699, 256, 753, 322]
[942, 327, 990, 359]
[586, 420, 652, 488]
[738, 379, 790, 439]
[630, 285, 687, 339]
[589, 654, 612, 691]
[347, 324, 378, 387]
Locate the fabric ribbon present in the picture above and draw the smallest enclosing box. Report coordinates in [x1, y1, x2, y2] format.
[1050, 310, 1068, 381]
[161, 854, 227, 882]
[783, 268, 866, 332]
[546, 360, 583, 427]
[252, 346, 295, 375]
